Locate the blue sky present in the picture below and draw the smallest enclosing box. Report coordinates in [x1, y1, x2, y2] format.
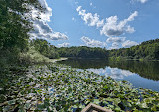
[32, 0, 159, 49]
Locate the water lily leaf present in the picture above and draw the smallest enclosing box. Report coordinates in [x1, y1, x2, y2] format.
[8, 99, 16, 105]
[93, 99, 100, 104]
[78, 104, 85, 109]
[114, 107, 121, 111]
[151, 105, 157, 111]
[24, 103, 31, 109]
[140, 103, 148, 108]
[18, 108, 26, 112]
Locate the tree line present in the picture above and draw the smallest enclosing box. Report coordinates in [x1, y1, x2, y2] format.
[30, 38, 159, 61]
[30, 39, 108, 59]
[109, 39, 159, 60]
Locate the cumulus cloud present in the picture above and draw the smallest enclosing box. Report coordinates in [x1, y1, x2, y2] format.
[106, 37, 126, 43]
[76, 6, 104, 28]
[122, 40, 138, 48]
[76, 6, 138, 36]
[76, 6, 138, 49]
[109, 42, 120, 50]
[58, 42, 70, 47]
[106, 37, 126, 49]
[81, 36, 107, 47]
[100, 11, 138, 37]
[30, 0, 68, 40]
[30, 20, 68, 40]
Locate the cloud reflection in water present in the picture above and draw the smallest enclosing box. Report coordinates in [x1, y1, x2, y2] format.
[87, 67, 135, 80]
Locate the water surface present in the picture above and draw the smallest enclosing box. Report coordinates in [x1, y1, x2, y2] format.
[58, 58, 159, 92]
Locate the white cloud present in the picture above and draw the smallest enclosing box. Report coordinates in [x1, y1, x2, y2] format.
[126, 25, 135, 33]
[107, 37, 126, 49]
[30, 0, 68, 41]
[131, 0, 148, 4]
[76, 6, 138, 49]
[104, 67, 135, 79]
[122, 40, 138, 48]
[100, 11, 138, 37]
[58, 42, 70, 47]
[90, 3, 93, 6]
[30, 20, 68, 40]
[109, 42, 120, 50]
[76, 6, 138, 36]
[76, 6, 104, 28]
[137, 0, 148, 3]
[38, 0, 52, 21]
[106, 37, 126, 43]
[97, 19, 104, 28]
[81, 36, 107, 47]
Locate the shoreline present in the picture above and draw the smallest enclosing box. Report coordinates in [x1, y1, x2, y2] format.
[50, 57, 68, 63]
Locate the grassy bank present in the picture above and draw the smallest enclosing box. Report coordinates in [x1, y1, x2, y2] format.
[0, 64, 159, 112]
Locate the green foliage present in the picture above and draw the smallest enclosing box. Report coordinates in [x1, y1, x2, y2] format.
[19, 47, 50, 65]
[0, 64, 159, 111]
[0, 0, 44, 66]
[0, 47, 21, 71]
[0, 64, 159, 112]
[30, 39, 60, 59]
[109, 39, 159, 60]
[0, 0, 42, 51]
[57, 46, 108, 59]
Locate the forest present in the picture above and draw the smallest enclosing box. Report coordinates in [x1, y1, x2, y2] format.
[109, 39, 159, 60]
[30, 38, 159, 61]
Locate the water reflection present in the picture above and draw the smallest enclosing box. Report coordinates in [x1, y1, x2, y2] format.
[58, 58, 159, 81]
[86, 67, 135, 80]
[58, 58, 159, 91]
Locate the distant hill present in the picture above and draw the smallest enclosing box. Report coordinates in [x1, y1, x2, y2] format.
[109, 38, 159, 60]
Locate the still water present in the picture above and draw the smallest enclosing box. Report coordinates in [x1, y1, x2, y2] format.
[58, 58, 159, 92]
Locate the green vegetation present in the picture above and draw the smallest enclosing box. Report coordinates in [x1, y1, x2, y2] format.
[57, 46, 108, 59]
[0, 64, 159, 111]
[109, 39, 159, 61]
[0, 0, 43, 67]
[30, 38, 159, 61]
[30, 39, 60, 59]
[19, 47, 51, 65]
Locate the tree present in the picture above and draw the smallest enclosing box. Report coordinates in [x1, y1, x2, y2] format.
[30, 39, 60, 59]
[0, 0, 45, 66]
[0, 0, 43, 51]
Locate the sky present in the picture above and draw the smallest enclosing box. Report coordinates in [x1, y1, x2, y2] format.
[30, 0, 159, 49]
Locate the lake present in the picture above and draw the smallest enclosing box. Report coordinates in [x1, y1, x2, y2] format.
[57, 58, 159, 92]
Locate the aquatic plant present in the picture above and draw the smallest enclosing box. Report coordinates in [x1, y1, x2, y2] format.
[0, 64, 159, 112]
